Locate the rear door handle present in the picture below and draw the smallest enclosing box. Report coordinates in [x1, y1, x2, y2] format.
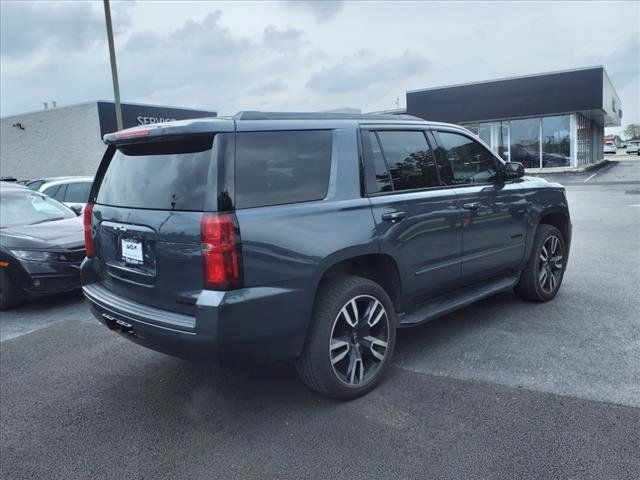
[462, 202, 481, 211]
[381, 211, 406, 222]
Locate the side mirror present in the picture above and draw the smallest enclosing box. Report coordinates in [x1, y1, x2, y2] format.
[503, 162, 525, 179]
[70, 205, 83, 216]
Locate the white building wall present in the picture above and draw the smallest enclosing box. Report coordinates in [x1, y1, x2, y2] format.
[0, 103, 105, 179]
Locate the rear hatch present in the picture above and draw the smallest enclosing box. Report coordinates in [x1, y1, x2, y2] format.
[91, 134, 217, 315]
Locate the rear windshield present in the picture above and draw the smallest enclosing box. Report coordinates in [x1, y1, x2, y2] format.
[96, 135, 213, 211]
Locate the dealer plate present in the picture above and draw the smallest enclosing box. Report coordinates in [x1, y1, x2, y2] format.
[121, 238, 144, 264]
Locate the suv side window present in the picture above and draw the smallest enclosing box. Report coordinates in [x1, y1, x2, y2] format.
[65, 182, 91, 203]
[364, 130, 440, 193]
[378, 131, 440, 191]
[235, 130, 332, 209]
[436, 131, 499, 184]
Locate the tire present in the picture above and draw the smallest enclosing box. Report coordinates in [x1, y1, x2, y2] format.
[295, 275, 397, 400]
[514, 224, 566, 302]
[0, 270, 22, 310]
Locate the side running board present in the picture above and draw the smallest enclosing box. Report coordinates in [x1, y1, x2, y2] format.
[398, 275, 519, 327]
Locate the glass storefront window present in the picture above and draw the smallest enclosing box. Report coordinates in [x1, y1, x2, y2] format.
[478, 123, 492, 145]
[466, 122, 510, 161]
[465, 124, 479, 136]
[463, 115, 576, 168]
[510, 118, 541, 168]
[542, 115, 571, 167]
[496, 122, 509, 161]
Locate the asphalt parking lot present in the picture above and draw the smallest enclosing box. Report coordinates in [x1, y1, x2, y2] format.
[1, 155, 639, 479]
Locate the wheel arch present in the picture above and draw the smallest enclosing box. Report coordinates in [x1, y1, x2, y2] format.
[524, 208, 572, 266]
[313, 253, 403, 314]
[539, 210, 570, 245]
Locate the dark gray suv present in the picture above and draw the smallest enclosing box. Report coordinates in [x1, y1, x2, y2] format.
[82, 112, 571, 399]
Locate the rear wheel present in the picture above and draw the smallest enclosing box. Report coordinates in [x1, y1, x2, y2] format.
[295, 275, 396, 400]
[515, 224, 566, 302]
[0, 270, 22, 310]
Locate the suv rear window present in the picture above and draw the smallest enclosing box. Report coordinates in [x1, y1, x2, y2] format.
[96, 135, 213, 211]
[235, 130, 332, 209]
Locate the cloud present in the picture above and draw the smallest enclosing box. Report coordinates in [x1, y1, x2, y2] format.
[117, 10, 255, 104]
[1, 0, 638, 128]
[113, 11, 290, 114]
[263, 25, 304, 51]
[167, 10, 250, 56]
[247, 78, 288, 96]
[0, 2, 105, 59]
[284, 1, 344, 23]
[307, 50, 430, 93]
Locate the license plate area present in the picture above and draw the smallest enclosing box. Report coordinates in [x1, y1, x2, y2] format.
[121, 238, 144, 264]
[100, 221, 157, 282]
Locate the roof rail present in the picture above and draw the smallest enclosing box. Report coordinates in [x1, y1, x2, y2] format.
[232, 111, 423, 121]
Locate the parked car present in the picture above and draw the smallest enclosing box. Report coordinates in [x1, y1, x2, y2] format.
[0, 182, 85, 310]
[35, 176, 94, 213]
[626, 141, 640, 155]
[25, 176, 75, 191]
[603, 142, 617, 154]
[82, 112, 572, 399]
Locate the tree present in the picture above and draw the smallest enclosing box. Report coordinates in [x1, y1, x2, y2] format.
[624, 124, 640, 141]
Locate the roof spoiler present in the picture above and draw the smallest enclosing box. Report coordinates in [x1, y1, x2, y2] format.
[102, 117, 231, 144]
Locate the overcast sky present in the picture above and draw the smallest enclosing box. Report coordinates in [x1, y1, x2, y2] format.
[1, 1, 638, 133]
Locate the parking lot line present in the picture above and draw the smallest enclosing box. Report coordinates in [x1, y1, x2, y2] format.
[583, 171, 599, 182]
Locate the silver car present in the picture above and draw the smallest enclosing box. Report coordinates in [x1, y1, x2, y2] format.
[603, 142, 617, 154]
[626, 141, 640, 155]
[37, 176, 93, 213]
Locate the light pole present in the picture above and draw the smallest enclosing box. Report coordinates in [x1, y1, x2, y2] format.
[103, 0, 123, 130]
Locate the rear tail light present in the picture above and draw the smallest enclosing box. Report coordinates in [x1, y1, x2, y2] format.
[84, 203, 95, 257]
[201, 213, 242, 290]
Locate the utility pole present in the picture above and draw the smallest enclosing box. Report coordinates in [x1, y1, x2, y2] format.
[103, 0, 123, 130]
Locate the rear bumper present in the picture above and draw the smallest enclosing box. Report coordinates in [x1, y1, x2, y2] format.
[82, 279, 310, 364]
[84, 282, 211, 361]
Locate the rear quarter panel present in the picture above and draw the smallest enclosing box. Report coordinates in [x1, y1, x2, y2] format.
[234, 128, 378, 357]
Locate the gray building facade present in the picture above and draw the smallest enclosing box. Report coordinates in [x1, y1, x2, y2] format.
[406, 66, 622, 168]
[1, 101, 216, 179]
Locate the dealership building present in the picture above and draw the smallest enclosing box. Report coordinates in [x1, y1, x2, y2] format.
[0, 66, 622, 179]
[406, 66, 622, 169]
[0, 101, 216, 179]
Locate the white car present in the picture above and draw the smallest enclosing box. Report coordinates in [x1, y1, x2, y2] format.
[603, 142, 617, 154]
[37, 176, 93, 213]
[626, 141, 640, 155]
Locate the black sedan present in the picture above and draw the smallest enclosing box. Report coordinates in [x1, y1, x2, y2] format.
[0, 183, 85, 309]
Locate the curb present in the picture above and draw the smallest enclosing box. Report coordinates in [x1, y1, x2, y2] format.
[525, 159, 611, 175]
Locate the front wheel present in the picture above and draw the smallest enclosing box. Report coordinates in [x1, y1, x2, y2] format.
[295, 275, 396, 400]
[515, 224, 566, 302]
